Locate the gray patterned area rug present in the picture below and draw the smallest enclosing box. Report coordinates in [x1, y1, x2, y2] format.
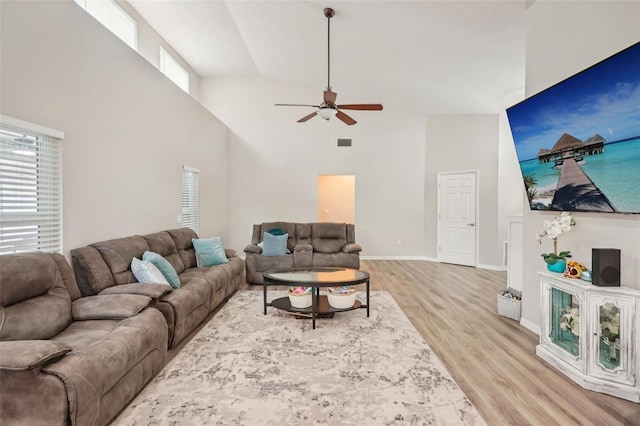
[113, 291, 485, 425]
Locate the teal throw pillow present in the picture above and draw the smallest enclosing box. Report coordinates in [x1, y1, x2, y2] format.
[267, 228, 286, 236]
[261, 232, 288, 256]
[192, 237, 229, 267]
[142, 251, 181, 289]
[131, 257, 171, 286]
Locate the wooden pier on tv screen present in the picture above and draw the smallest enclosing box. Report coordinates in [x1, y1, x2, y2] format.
[551, 158, 617, 212]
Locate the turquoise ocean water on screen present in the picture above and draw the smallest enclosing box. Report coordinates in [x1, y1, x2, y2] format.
[519, 137, 640, 213]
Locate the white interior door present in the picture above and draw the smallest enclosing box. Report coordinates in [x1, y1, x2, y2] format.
[438, 172, 477, 266]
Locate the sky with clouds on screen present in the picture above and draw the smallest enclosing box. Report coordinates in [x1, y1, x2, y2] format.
[507, 42, 640, 162]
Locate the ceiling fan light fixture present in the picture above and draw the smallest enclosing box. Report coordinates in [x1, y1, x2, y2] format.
[318, 107, 337, 120]
[274, 7, 382, 125]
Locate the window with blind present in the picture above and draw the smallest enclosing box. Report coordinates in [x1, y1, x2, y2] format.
[0, 118, 64, 254]
[182, 166, 199, 234]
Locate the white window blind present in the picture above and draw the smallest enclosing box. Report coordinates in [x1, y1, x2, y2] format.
[0, 122, 63, 254]
[160, 47, 190, 93]
[74, 0, 138, 50]
[182, 166, 199, 234]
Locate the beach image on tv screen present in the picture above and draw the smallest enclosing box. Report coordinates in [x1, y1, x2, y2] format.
[506, 42, 640, 214]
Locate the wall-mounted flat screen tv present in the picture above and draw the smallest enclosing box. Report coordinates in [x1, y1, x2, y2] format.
[506, 42, 640, 214]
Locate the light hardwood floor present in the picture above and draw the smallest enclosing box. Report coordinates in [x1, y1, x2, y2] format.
[240, 260, 640, 425]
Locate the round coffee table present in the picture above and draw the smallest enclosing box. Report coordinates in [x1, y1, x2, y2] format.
[263, 267, 370, 329]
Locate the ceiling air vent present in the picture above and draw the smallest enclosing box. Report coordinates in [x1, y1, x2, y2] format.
[337, 138, 352, 147]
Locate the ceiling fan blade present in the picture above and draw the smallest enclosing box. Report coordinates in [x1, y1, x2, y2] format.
[336, 110, 357, 126]
[324, 90, 337, 105]
[336, 104, 383, 111]
[297, 111, 318, 123]
[275, 103, 320, 108]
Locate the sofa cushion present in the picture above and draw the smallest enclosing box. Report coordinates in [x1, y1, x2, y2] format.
[92, 236, 149, 285]
[193, 237, 229, 267]
[0, 253, 72, 341]
[295, 223, 312, 246]
[142, 232, 185, 275]
[262, 232, 289, 256]
[71, 295, 152, 321]
[167, 227, 199, 269]
[142, 251, 181, 289]
[311, 223, 348, 253]
[71, 246, 117, 296]
[131, 257, 171, 285]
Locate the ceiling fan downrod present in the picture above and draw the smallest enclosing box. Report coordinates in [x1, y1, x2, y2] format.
[324, 7, 335, 93]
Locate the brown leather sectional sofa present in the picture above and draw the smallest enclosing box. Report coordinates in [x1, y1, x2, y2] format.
[0, 252, 168, 426]
[244, 222, 362, 284]
[71, 227, 244, 348]
[0, 227, 244, 425]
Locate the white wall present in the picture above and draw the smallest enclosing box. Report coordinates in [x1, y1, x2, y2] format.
[521, 0, 640, 329]
[199, 76, 427, 258]
[0, 1, 230, 255]
[424, 114, 507, 267]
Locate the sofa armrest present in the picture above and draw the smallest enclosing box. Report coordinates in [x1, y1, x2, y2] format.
[72, 294, 152, 321]
[294, 244, 313, 252]
[224, 248, 237, 258]
[99, 283, 171, 299]
[244, 244, 262, 254]
[0, 341, 72, 370]
[343, 243, 362, 253]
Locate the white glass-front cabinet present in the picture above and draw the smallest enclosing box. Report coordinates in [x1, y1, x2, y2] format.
[588, 293, 635, 386]
[538, 272, 639, 402]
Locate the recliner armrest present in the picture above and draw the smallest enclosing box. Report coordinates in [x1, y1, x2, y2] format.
[343, 243, 362, 253]
[224, 248, 238, 258]
[99, 283, 171, 298]
[244, 244, 262, 254]
[294, 244, 313, 252]
[0, 340, 72, 370]
[72, 294, 152, 321]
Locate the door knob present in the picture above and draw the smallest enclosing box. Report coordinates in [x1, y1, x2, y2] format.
[467, 223, 475, 227]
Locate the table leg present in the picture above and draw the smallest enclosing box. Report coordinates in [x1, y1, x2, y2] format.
[263, 281, 267, 315]
[366, 279, 370, 317]
[312, 287, 318, 329]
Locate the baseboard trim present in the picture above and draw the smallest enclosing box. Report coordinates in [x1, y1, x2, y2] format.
[520, 317, 540, 335]
[361, 256, 437, 261]
[239, 253, 506, 270]
[477, 263, 507, 272]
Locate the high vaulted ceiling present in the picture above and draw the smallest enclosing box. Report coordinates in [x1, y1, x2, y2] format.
[129, 0, 528, 115]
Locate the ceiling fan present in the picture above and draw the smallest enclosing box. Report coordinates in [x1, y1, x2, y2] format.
[275, 7, 383, 126]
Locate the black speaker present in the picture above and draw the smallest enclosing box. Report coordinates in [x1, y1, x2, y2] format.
[592, 248, 621, 287]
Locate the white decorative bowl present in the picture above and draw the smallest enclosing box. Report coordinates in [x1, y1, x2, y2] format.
[288, 290, 312, 309]
[326, 287, 357, 309]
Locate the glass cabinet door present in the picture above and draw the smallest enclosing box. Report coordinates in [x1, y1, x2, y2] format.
[588, 294, 635, 385]
[550, 287, 581, 357]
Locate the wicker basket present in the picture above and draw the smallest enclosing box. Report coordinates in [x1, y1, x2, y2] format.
[497, 293, 521, 321]
[326, 286, 357, 309]
[288, 287, 312, 309]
